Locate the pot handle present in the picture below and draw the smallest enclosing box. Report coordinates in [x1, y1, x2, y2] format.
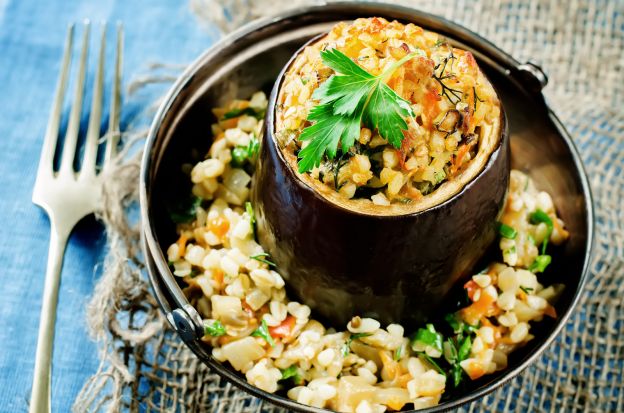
[143, 235, 205, 342]
[512, 61, 549, 94]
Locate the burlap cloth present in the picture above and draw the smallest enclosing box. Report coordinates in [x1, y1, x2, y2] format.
[72, 0, 624, 412]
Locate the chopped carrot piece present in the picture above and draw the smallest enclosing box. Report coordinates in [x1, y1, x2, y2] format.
[177, 234, 188, 257]
[269, 315, 296, 339]
[209, 216, 230, 238]
[544, 304, 557, 319]
[212, 269, 224, 287]
[464, 280, 479, 301]
[464, 361, 486, 380]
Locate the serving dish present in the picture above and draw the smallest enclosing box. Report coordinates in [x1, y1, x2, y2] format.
[140, 2, 593, 412]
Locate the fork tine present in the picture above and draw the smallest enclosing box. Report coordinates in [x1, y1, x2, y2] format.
[103, 23, 123, 167]
[36, 25, 74, 177]
[80, 23, 106, 177]
[59, 21, 90, 176]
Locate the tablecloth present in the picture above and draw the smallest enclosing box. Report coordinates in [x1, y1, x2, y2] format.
[0, 1, 219, 411]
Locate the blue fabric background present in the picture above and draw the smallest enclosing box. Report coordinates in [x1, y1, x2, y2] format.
[0, 1, 219, 411]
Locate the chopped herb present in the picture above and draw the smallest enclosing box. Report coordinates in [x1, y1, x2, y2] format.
[433, 38, 448, 47]
[419, 353, 446, 376]
[520, 286, 534, 294]
[433, 53, 463, 105]
[452, 364, 464, 387]
[280, 365, 303, 385]
[169, 196, 202, 223]
[342, 332, 372, 357]
[445, 313, 478, 335]
[222, 106, 265, 120]
[524, 175, 530, 191]
[251, 319, 275, 346]
[457, 336, 472, 361]
[245, 201, 257, 241]
[411, 324, 443, 354]
[188, 268, 200, 278]
[527, 234, 536, 245]
[504, 245, 517, 255]
[231, 136, 260, 168]
[250, 252, 276, 267]
[497, 222, 517, 239]
[529, 209, 554, 254]
[204, 320, 226, 337]
[394, 345, 403, 361]
[472, 86, 484, 112]
[300, 77, 309, 85]
[297, 48, 421, 173]
[529, 254, 552, 273]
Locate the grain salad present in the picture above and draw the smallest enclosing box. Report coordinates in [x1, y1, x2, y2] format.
[167, 92, 568, 412]
[275, 17, 501, 206]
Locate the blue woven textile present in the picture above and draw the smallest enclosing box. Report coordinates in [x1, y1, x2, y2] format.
[0, 1, 218, 411]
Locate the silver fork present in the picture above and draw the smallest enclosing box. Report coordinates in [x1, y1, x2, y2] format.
[30, 21, 123, 413]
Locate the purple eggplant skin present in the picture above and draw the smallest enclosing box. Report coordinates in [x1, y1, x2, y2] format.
[252, 68, 510, 330]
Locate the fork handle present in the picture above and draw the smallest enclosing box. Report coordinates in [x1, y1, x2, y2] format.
[29, 225, 69, 413]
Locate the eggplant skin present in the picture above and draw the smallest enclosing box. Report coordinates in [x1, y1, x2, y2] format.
[252, 104, 508, 327]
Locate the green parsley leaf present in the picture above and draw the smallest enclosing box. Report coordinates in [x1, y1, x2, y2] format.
[280, 365, 303, 385]
[341, 332, 372, 357]
[204, 320, 226, 337]
[529, 209, 554, 254]
[519, 286, 534, 294]
[297, 48, 420, 172]
[251, 319, 275, 346]
[457, 336, 472, 361]
[250, 252, 276, 267]
[529, 254, 552, 273]
[497, 222, 517, 239]
[231, 136, 260, 168]
[411, 324, 443, 354]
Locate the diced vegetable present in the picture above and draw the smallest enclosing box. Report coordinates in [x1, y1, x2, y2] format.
[280, 365, 303, 385]
[231, 136, 260, 168]
[251, 319, 275, 346]
[529, 209, 553, 254]
[529, 254, 552, 273]
[497, 222, 517, 239]
[204, 320, 226, 337]
[269, 315, 296, 338]
[220, 337, 266, 371]
[411, 324, 443, 355]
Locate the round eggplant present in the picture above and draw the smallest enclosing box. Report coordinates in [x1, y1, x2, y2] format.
[251, 37, 510, 328]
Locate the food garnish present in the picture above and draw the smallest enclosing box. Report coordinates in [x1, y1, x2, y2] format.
[297, 48, 421, 173]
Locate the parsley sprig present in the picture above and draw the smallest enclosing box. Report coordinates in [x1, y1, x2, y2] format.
[297, 48, 422, 173]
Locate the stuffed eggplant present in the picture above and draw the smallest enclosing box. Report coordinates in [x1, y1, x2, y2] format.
[252, 17, 509, 326]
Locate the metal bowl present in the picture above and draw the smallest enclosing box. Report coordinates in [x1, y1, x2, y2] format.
[140, 2, 594, 412]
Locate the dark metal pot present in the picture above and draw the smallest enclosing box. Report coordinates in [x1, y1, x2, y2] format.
[140, 2, 593, 412]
